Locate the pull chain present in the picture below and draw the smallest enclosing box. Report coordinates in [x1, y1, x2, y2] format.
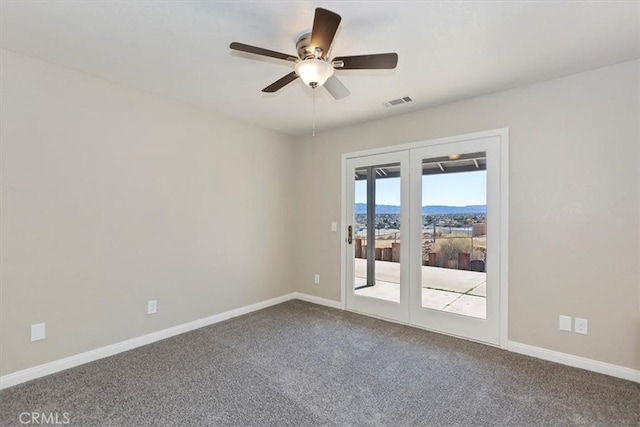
[312, 87, 316, 137]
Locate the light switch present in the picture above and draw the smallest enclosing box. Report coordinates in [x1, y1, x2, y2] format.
[331, 222, 337, 232]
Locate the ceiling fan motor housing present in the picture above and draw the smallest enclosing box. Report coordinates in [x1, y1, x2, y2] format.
[296, 32, 316, 59]
[295, 32, 334, 88]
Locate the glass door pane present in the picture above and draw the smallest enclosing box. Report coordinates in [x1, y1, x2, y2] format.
[353, 163, 401, 303]
[420, 152, 487, 319]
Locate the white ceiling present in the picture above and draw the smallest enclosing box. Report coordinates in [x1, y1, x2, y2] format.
[1, 1, 639, 136]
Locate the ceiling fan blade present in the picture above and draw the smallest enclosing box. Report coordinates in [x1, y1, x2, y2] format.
[230, 42, 297, 62]
[324, 75, 350, 100]
[262, 72, 299, 93]
[333, 53, 398, 70]
[310, 8, 342, 57]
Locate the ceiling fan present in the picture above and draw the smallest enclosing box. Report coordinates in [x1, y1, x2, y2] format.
[229, 7, 398, 100]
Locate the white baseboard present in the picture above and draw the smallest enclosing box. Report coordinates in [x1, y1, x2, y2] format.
[0, 293, 297, 390]
[3, 295, 637, 389]
[508, 341, 640, 383]
[291, 292, 342, 309]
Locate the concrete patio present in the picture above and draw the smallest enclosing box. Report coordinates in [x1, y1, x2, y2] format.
[354, 259, 486, 319]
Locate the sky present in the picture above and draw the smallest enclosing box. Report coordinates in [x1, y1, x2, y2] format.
[355, 170, 486, 206]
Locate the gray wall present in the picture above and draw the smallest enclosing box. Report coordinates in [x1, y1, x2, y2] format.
[1, 48, 638, 377]
[0, 49, 297, 375]
[293, 60, 640, 371]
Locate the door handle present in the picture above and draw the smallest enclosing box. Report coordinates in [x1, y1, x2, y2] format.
[347, 225, 353, 244]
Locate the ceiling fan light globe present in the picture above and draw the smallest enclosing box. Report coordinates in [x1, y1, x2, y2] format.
[295, 59, 334, 88]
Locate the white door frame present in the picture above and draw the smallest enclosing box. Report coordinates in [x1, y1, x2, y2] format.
[409, 136, 501, 345]
[341, 128, 509, 348]
[344, 151, 410, 323]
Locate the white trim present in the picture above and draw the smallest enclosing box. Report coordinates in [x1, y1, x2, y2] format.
[292, 292, 342, 309]
[2, 294, 636, 390]
[508, 341, 640, 383]
[340, 128, 509, 160]
[346, 306, 500, 349]
[340, 128, 509, 348]
[407, 136, 502, 345]
[340, 155, 348, 310]
[499, 129, 509, 349]
[0, 292, 343, 390]
[0, 293, 297, 390]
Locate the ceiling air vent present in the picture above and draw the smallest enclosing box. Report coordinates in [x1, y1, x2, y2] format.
[382, 96, 413, 107]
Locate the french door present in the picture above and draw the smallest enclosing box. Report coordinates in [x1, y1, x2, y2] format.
[343, 131, 506, 346]
[344, 151, 410, 323]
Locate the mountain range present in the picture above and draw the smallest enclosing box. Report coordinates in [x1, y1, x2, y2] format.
[354, 203, 486, 215]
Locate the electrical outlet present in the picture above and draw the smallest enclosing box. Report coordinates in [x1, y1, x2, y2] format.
[314, 274, 320, 284]
[559, 315, 572, 332]
[147, 300, 157, 315]
[31, 323, 46, 342]
[575, 318, 588, 335]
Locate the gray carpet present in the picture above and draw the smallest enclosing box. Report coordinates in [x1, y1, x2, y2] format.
[1, 300, 639, 426]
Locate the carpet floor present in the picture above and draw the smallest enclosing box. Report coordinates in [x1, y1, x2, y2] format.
[1, 300, 639, 426]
